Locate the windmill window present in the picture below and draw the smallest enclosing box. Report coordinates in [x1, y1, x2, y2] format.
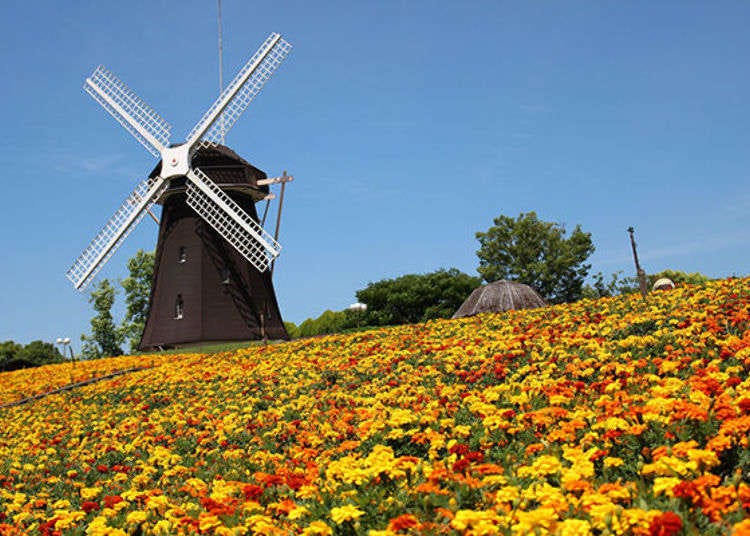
[178, 246, 187, 263]
[175, 295, 184, 320]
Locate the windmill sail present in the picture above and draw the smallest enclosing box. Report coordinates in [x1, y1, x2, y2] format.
[85, 66, 172, 157]
[66, 177, 168, 290]
[186, 33, 292, 146]
[185, 167, 281, 272]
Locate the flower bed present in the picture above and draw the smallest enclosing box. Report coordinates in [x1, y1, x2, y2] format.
[0, 354, 177, 407]
[1, 278, 750, 535]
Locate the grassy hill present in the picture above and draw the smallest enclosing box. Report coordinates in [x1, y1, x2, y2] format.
[1, 278, 750, 535]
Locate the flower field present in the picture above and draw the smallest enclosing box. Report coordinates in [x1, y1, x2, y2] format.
[2, 278, 750, 535]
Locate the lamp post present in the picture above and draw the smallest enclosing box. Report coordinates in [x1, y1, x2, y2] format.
[627, 227, 649, 299]
[55, 337, 75, 367]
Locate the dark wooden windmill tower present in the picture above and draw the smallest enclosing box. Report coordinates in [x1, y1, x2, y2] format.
[66, 33, 293, 348]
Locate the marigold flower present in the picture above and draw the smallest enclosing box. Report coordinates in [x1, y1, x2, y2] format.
[330, 504, 365, 524]
[648, 511, 682, 536]
[302, 521, 333, 536]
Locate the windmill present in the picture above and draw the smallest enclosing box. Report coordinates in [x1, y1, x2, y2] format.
[66, 32, 293, 349]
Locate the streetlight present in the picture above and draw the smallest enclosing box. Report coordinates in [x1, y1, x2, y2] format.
[55, 337, 75, 365]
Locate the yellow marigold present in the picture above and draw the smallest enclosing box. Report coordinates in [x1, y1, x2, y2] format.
[517, 455, 563, 478]
[80, 487, 102, 500]
[85, 516, 127, 536]
[199, 513, 223, 532]
[512, 507, 557, 534]
[151, 520, 172, 535]
[331, 504, 365, 524]
[289, 505, 310, 520]
[146, 494, 171, 514]
[54, 510, 86, 531]
[302, 520, 334, 535]
[641, 456, 695, 477]
[686, 448, 720, 469]
[495, 485, 520, 505]
[125, 510, 149, 526]
[652, 477, 681, 497]
[732, 518, 750, 536]
[387, 408, 416, 427]
[556, 518, 593, 536]
[451, 509, 499, 535]
[603, 457, 624, 468]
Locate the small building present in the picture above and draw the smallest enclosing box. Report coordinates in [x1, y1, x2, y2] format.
[453, 280, 546, 319]
[652, 278, 676, 291]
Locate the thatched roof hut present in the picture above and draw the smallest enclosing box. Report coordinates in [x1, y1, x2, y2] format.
[452, 280, 546, 319]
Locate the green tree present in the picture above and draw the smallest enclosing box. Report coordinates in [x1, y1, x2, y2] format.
[17, 340, 64, 366]
[356, 268, 482, 326]
[81, 279, 124, 359]
[0, 340, 23, 371]
[0, 340, 64, 371]
[296, 310, 351, 337]
[120, 249, 155, 351]
[283, 321, 299, 339]
[475, 212, 594, 304]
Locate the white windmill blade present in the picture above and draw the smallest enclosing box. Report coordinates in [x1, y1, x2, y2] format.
[66, 176, 168, 290]
[84, 65, 172, 157]
[186, 33, 292, 147]
[185, 167, 281, 272]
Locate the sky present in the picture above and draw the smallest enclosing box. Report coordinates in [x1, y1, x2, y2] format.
[1, 1, 750, 349]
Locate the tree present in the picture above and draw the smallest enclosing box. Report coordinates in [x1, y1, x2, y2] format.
[81, 279, 124, 359]
[297, 310, 351, 337]
[0, 340, 64, 371]
[356, 268, 482, 326]
[120, 249, 155, 351]
[476, 212, 594, 304]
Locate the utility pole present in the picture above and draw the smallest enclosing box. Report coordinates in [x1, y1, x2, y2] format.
[627, 227, 648, 298]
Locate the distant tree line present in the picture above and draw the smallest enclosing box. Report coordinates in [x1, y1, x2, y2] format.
[78, 215, 714, 350]
[286, 268, 482, 337]
[582, 269, 712, 300]
[0, 340, 64, 371]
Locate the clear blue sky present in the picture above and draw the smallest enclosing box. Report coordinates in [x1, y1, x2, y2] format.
[2, 1, 749, 348]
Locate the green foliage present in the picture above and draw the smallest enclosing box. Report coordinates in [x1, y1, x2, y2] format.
[283, 322, 299, 339]
[648, 269, 710, 287]
[0, 340, 64, 371]
[120, 249, 155, 352]
[582, 271, 640, 299]
[81, 279, 124, 359]
[356, 268, 482, 326]
[475, 212, 595, 304]
[297, 310, 351, 337]
[583, 269, 712, 300]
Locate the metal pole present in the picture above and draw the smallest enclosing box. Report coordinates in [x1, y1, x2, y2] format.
[270, 171, 287, 275]
[627, 227, 648, 298]
[217, 0, 225, 144]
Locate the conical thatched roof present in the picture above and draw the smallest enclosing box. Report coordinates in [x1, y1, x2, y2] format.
[452, 280, 546, 319]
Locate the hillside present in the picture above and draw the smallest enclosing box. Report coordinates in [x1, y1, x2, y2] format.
[1, 278, 750, 535]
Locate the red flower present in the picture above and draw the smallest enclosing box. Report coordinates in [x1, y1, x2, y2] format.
[738, 398, 750, 414]
[82, 501, 100, 513]
[242, 484, 264, 501]
[388, 514, 420, 532]
[103, 495, 124, 508]
[649, 511, 683, 536]
[673, 481, 701, 505]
